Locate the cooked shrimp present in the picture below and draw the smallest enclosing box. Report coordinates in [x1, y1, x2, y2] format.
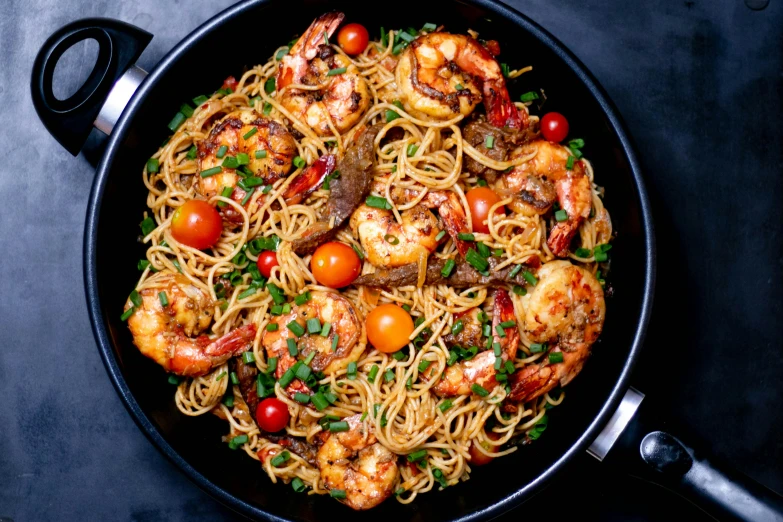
[434, 289, 519, 396]
[126, 272, 257, 376]
[370, 178, 472, 257]
[262, 291, 363, 392]
[317, 413, 399, 510]
[494, 140, 592, 257]
[277, 12, 371, 136]
[508, 260, 605, 403]
[396, 32, 521, 128]
[350, 204, 442, 268]
[197, 110, 297, 198]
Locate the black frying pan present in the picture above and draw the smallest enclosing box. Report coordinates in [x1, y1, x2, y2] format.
[30, 1, 783, 520]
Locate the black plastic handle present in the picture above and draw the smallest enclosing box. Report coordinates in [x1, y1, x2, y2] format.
[31, 18, 152, 156]
[606, 399, 783, 521]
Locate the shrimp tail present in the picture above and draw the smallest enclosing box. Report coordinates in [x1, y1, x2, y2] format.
[546, 221, 578, 257]
[492, 289, 519, 359]
[507, 363, 558, 403]
[293, 12, 344, 60]
[204, 324, 257, 357]
[485, 80, 523, 129]
[282, 154, 337, 205]
[424, 192, 471, 256]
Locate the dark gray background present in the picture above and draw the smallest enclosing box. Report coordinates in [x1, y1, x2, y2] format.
[1, 0, 781, 520]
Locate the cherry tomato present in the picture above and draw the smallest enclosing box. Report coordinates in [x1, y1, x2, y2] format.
[170, 200, 223, 249]
[257, 251, 279, 278]
[255, 397, 290, 432]
[310, 242, 362, 288]
[337, 23, 369, 56]
[468, 431, 500, 466]
[540, 112, 569, 143]
[366, 304, 415, 353]
[466, 187, 504, 234]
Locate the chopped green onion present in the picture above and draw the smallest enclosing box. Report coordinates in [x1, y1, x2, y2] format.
[575, 247, 591, 258]
[566, 155, 575, 170]
[477, 179, 488, 187]
[255, 149, 268, 160]
[365, 195, 392, 209]
[422, 22, 437, 31]
[139, 216, 156, 236]
[128, 290, 142, 308]
[368, 365, 379, 383]
[278, 368, 295, 388]
[264, 77, 276, 94]
[262, 102, 272, 115]
[520, 91, 540, 102]
[455, 83, 464, 90]
[216, 186, 234, 208]
[311, 392, 329, 411]
[499, 320, 515, 328]
[523, 271, 538, 286]
[594, 245, 609, 262]
[392, 42, 406, 55]
[192, 95, 209, 106]
[351, 243, 364, 260]
[179, 103, 195, 118]
[287, 338, 298, 356]
[146, 158, 160, 173]
[327, 67, 347, 76]
[477, 242, 491, 258]
[222, 394, 234, 407]
[406, 144, 419, 156]
[398, 31, 415, 43]
[249, 96, 261, 107]
[384, 234, 399, 245]
[494, 357, 503, 371]
[347, 362, 357, 380]
[529, 342, 546, 353]
[568, 138, 585, 150]
[465, 248, 489, 272]
[451, 320, 464, 335]
[240, 351, 255, 364]
[306, 318, 322, 334]
[243, 128, 258, 140]
[267, 284, 286, 304]
[441, 259, 456, 277]
[167, 112, 186, 132]
[505, 360, 515, 374]
[293, 156, 306, 169]
[291, 477, 306, 492]
[120, 307, 135, 321]
[438, 400, 453, 413]
[485, 135, 495, 149]
[294, 392, 310, 404]
[172, 260, 183, 274]
[200, 166, 223, 178]
[158, 291, 169, 307]
[295, 363, 312, 382]
[384, 369, 395, 383]
[318, 322, 332, 338]
[447, 350, 459, 366]
[329, 489, 347, 499]
[549, 352, 564, 364]
[500, 63, 510, 77]
[513, 285, 527, 296]
[406, 376, 413, 389]
[222, 156, 239, 169]
[229, 434, 248, 448]
[230, 371, 239, 385]
[435, 230, 447, 241]
[236, 153, 250, 166]
[295, 292, 311, 305]
[407, 449, 427, 462]
[275, 47, 289, 60]
[215, 145, 228, 159]
[331, 334, 339, 351]
[493, 342, 502, 356]
[186, 146, 198, 160]
[266, 357, 278, 375]
[506, 265, 522, 279]
[471, 383, 489, 397]
[392, 350, 407, 361]
[328, 421, 349, 432]
[555, 209, 568, 222]
[418, 360, 431, 372]
[457, 232, 475, 241]
[402, 304, 411, 312]
[237, 286, 258, 300]
[271, 451, 290, 467]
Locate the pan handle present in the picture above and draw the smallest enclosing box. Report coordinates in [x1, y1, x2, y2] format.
[31, 18, 152, 156]
[591, 388, 783, 521]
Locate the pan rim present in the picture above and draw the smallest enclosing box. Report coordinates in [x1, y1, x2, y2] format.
[83, 0, 656, 520]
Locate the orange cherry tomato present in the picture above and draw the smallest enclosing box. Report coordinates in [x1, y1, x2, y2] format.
[468, 431, 500, 466]
[257, 251, 279, 278]
[170, 200, 223, 249]
[337, 23, 369, 56]
[366, 304, 415, 353]
[540, 112, 569, 143]
[466, 187, 504, 234]
[310, 242, 361, 288]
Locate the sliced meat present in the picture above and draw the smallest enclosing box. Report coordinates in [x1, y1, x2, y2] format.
[442, 308, 483, 347]
[232, 356, 259, 414]
[353, 256, 533, 289]
[462, 114, 540, 183]
[266, 434, 320, 467]
[292, 124, 383, 255]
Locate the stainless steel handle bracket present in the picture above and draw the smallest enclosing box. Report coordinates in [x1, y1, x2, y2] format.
[94, 64, 147, 135]
[587, 387, 645, 461]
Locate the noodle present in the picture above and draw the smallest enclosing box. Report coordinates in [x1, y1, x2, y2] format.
[131, 21, 611, 507]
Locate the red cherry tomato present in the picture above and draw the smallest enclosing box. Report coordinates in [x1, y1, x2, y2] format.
[255, 398, 290, 432]
[366, 304, 415, 353]
[337, 23, 369, 56]
[310, 242, 362, 288]
[257, 251, 279, 278]
[540, 112, 569, 143]
[466, 187, 504, 234]
[170, 200, 223, 249]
